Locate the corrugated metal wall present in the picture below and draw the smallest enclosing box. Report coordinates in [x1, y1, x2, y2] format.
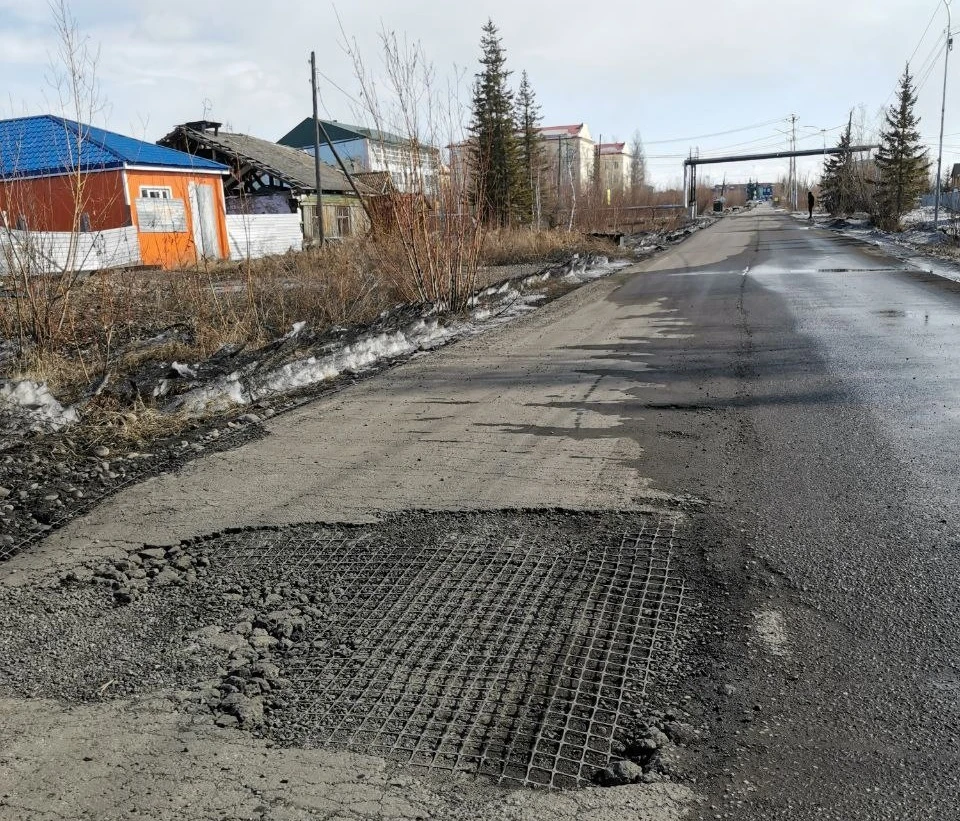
[0, 227, 141, 275]
[225, 213, 302, 260]
[920, 192, 960, 213]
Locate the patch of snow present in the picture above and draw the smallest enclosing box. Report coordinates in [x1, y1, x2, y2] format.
[169, 253, 631, 415]
[171, 371, 247, 414]
[171, 361, 197, 378]
[0, 380, 78, 432]
[284, 321, 307, 339]
[563, 256, 631, 284]
[820, 212, 960, 285]
[171, 321, 459, 414]
[901, 205, 937, 226]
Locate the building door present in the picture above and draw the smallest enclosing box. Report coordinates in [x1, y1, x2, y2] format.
[189, 183, 221, 260]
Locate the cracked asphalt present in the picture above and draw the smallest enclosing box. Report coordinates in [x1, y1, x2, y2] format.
[2, 207, 959, 819]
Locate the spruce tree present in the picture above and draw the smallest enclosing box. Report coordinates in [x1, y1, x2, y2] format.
[821, 114, 855, 216]
[874, 66, 929, 229]
[469, 20, 521, 227]
[514, 70, 543, 226]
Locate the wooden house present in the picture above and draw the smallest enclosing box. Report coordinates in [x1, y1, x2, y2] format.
[159, 121, 370, 244]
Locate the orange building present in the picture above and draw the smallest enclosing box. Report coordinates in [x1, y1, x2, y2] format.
[0, 115, 229, 268]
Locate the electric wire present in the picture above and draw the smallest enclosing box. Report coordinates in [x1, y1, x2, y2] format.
[644, 118, 785, 145]
[915, 40, 948, 94]
[908, 3, 944, 68]
[883, 0, 947, 106]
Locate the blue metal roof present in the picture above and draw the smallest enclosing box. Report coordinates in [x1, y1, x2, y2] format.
[0, 115, 227, 178]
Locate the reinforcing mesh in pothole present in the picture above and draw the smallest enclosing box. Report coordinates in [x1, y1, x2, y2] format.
[211, 513, 686, 790]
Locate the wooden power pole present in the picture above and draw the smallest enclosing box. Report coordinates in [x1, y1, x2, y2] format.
[310, 51, 324, 245]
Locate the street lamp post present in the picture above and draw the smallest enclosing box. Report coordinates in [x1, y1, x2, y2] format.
[934, 0, 953, 230]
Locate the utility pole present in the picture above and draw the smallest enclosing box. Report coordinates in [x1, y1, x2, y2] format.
[688, 147, 699, 220]
[789, 114, 798, 212]
[595, 133, 602, 192]
[310, 51, 324, 245]
[935, 0, 953, 229]
[556, 135, 563, 201]
[683, 156, 689, 215]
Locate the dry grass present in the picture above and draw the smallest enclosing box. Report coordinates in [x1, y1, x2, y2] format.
[4, 348, 78, 392]
[1, 227, 640, 399]
[82, 401, 194, 445]
[1, 239, 393, 394]
[480, 229, 630, 266]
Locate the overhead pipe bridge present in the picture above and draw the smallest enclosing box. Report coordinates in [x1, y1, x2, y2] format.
[683, 145, 877, 219]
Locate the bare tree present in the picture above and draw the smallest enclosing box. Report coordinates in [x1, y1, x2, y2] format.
[629, 130, 646, 192]
[1, 0, 111, 358]
[339, 24, 484, 311]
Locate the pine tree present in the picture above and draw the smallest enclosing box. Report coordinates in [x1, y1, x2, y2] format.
[469, 20, 521, 227]
[514, 70, 543, 226]
[820, 114, 856, 215]
[874, 66, 929, 229]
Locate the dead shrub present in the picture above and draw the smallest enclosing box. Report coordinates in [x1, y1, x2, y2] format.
[480, 228, 629, 266]
[0, 237, 408, 393]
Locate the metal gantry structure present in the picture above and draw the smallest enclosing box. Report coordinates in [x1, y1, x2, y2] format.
[682, 144, 877, 220]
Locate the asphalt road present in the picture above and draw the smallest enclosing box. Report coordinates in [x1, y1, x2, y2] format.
[2, 208, 959, 820]
[622, 208, 960, 819]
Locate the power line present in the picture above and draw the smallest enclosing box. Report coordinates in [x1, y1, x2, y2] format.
[315, 68, 364, 109]
[644, 118, 785, 145]
[916, 40, 948, 93]
[908, 3, 943, 67]
[884, 0, 946, 106]
[916, 35, 947, 79]
[701, 127, 843, 158]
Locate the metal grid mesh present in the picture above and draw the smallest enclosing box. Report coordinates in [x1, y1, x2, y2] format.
[211, 514, 685, 790]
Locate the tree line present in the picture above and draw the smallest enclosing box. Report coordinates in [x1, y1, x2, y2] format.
[820, 66, 930, 230]
[468, 19, 647, 229]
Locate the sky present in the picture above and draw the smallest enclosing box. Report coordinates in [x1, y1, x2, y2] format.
[0, 0, 955, 189]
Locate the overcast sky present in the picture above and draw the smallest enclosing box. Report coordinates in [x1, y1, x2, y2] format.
[0, 0, 954, 188]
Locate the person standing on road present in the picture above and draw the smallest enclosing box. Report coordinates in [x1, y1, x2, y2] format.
[808, 190, 815, 220]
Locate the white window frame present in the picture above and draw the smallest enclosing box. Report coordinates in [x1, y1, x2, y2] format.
[139, 186, 173, 200]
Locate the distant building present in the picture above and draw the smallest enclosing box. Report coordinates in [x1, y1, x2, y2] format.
[538, 124, 595, 194]
[277, 118, 439, 195]
[449, 123, 598, 196]
[717, 182, 775, 201]
[596, 142, 632, 192]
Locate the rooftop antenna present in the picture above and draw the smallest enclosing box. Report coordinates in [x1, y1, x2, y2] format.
[202, 98, 213, 120]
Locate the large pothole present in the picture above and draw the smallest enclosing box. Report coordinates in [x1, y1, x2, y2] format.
[1, 510, 692, 790]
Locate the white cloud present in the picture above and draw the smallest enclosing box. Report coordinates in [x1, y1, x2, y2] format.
[0, 0, 951, 185]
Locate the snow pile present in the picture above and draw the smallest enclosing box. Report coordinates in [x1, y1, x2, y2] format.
[822, 214, 960, 285]
[171, 319, 459, 414]
[0, 380, 79, 433]
[468, 289, 544, 326]
[169, 253, 630, 416]
[562, 255, 630, 284]
[170, 362, 197, 379]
